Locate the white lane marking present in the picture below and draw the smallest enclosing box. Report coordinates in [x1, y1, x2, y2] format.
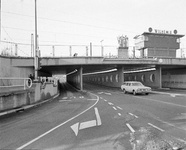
[117, 106, 123, 110]
[136, 96, 186, 108]
[170, 94, 176, 97]
[148, 123, 164, 132]
[128, 113, 138, 118]
[87, 99, 98, 101]
[155, 117, 186, 131]
[126, 123, 135, 133]
[108, 102, 114, 105]
[152, 91, 186, 97]
[104, 99, 107, 102]
[79, 120, 97, 129]
[113, 106, 117, 110]
[59, 100, 71, 102]
[94, 107, 102, 126]
[62, 97, 68, 100]
[118, 113, 121, 116]
[16, 93, 99, 150]
[98, 92, 103, 94]
[105, 93, 111, 95]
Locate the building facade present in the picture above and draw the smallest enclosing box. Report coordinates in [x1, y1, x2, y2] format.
[134, 28, 184, 58]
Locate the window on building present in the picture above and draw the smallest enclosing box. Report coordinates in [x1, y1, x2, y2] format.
[144, 36, 149, 41]
[176, 38, 180, 43]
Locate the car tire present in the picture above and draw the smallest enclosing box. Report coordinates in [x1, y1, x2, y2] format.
[133, 90, 136, 95]
[123, 89, 127, 94]
[145, 93, 149, 95]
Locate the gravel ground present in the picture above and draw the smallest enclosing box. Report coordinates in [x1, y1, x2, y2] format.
[129, 127, 186, 150]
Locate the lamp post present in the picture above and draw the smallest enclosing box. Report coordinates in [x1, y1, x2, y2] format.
[100, 40, 104, 57]
[0, 0, 1, 48]
[34, 0, 38, 80]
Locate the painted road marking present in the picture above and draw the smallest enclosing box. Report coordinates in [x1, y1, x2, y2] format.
[136, 96, 186, 108]
[155, 117, 186, 132]
[79, 120, 97, 130]
[126, 123, 135, 133]
[152, 91, 186, 97]
[128, 113, 138, 118]
[87, 99, 98, 101]
[113, 106, 117, 110]
[71, 107, 101, 136]
[148, 123, 164, 132]
[108, 102, 114, 105]
[79, 96, 84, 98]
[105, 92, 111, 95]
[62, 97, 68, 99]
[118, 113, 121, 116]
[16, 93, 99, 150]
[117, 106, 123, 110]
[104, 99, 107, 102]
[94, 107, 102, 126]
[59, 100, 71, 102]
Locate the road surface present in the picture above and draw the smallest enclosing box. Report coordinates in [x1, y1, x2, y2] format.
[0, 83, 186, 150]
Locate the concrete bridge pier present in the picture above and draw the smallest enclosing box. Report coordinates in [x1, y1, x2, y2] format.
[117, 66, 124, 87]
[156, 66, 162, 89]
[67, 66, 83, 90]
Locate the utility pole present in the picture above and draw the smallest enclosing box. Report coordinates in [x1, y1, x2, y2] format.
[31, 33, 34, 57]
[52, 45, 55, 57]
[69, 46, 72, 56]
[0, 0, 1, 49]
[90, 43, 92, 57]
[34, 0, 38, 80]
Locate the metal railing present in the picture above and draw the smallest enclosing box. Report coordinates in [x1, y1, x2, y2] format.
[0, 77, 32, 91]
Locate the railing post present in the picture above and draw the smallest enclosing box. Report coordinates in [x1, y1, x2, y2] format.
[24, 79, 26, 90]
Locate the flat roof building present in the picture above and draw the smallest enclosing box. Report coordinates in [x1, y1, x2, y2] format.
[134, 28, 184, 58]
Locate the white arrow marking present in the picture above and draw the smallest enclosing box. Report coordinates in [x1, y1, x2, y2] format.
[95, 107, 102, 126]
[70, 122, 79, 136]
[79, 120, 97, 129]
[71, 107, 102, 136]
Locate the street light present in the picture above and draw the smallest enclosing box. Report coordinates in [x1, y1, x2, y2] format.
[100, 40, 104, 57]
[34, 0, 38, 80]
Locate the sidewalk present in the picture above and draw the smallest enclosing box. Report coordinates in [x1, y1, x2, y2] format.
[0, 93, 59, 117]
[152, 88, 186, 97]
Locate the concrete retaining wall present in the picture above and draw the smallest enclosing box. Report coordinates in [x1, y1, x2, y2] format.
[0, 56, 34, 85]
[84, 71, 121, 87]
[0, 82, 58, 112]
[84, 68, 186, 89]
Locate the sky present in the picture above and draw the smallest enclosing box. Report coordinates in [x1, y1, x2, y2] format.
[1, 0, 186, 57]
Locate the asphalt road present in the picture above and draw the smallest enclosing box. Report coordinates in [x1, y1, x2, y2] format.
[1, 83, 186, 150]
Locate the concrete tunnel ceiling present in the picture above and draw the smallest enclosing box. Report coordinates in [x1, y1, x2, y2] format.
[39, 64, 157, 76]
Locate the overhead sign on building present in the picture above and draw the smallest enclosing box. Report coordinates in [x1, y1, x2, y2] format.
[148, 27, 177, 35]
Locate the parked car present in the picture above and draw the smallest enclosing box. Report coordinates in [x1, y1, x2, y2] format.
[121, 81, 151, 95]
